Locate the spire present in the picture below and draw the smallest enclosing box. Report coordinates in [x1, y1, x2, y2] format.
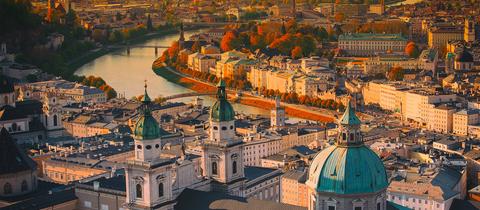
[142, 80, 151, 104]
[216, 78, 227, 100]
[339, 100, 361, 126]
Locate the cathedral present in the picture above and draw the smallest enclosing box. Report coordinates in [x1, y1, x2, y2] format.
[73, 81, 394, 210]
[306, 102, 389, 210]
[121, 81, 286, 209]
[0, 75, 64, 144]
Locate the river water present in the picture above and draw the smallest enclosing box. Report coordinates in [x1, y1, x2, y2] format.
[75, 29, 274, 117]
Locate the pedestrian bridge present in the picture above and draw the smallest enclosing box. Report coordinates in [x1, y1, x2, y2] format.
[164, 92, 216, 100]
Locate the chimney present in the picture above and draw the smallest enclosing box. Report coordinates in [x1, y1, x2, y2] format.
[93, 181, 100, 191]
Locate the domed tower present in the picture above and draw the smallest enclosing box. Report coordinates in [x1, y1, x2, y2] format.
[125, 83, 174, 209]
[454, 49, 474, 71]
[201, 79, 245, 196]
[0, 74, 15, 108]
[306, 102, 389, 210]
[209, 79, 236, 143]
[133, 83, 162, 162]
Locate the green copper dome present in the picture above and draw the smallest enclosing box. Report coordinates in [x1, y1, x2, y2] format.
[307, 145, 388, 194]
[134, 83, 160, 140]
[210, 79, 235, 122]
[134, 115, 160, 140]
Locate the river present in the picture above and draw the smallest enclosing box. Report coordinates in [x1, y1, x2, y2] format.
[75, 29, 281, 118]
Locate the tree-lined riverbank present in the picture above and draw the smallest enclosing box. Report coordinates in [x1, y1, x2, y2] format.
[152, 63, 336, 122]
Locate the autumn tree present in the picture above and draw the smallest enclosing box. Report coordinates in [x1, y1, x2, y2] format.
[405, 42, 420, 58]
[220, 30, 241, 51]
[387, 66, 404, 81]
[334, 12, 345, 22]
[291, 46, 302, 59]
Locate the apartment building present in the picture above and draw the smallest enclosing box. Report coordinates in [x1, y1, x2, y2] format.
[387, 166, 466, 210]
[281, 170, 308, 208]
[453, 109, 480, 136]
[427, 104, 456, 133]
[428, 26, 464, 49]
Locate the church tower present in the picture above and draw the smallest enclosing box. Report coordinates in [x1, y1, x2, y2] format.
[201, 79, 245, 196]
[465, 17, 476, 43]
[270, 96, 285, 130]
[125, 83, 175, 210]
[42, 94, 64, 138]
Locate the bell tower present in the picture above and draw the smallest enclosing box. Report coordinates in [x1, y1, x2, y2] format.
[465, 17, 476, 43]
[337, 101, 362, 146]
[125, 82, 174, 209]
[201, 79, 245, 196]
[270, 96, 285, 130]
[42, 94, 64, 137]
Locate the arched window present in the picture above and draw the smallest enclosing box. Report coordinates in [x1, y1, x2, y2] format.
[232, 161, 237, 174]
[342, 133, 346, 140]
[21, 180, 28, 192]
[4, 183, 12, 195]
[136, 184, 142, 198]
[212, 162, 218, 175]
[45, 115, 48, 126]
[349, 133, 355, 142]
[158, 183, 164, 197]
[377, 202, 381, 210]
[53, 115, 58, 127]
[4, 96, 8, 104]
[11, 123, 17, 131]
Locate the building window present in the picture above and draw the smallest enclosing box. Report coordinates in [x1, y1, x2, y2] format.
[212, 162, 218, 175]
[4, 183, 12, 195]
[84, 201, 92, 208]
[100, 204, 109, 210]
[137, 145, 142, 149]
[136, 184, 143, 199]
[213, 126, 218, 130]
[158, 183, 164, 197]
[377, 202, 381, 210]
[155, 144, 160, 149]
[21, 180, 28, 192]
[355, 207, 362, 210]
[146, 145, 152, 150]
[232, 161, 237, 174]
[328, 206, 335, 210]
[45, 115, 48, 126]
[222, 126, 227, 130]
[4, 96, 8, 104]
[53, 115, 58, 126]
[230, 125, 234, 129]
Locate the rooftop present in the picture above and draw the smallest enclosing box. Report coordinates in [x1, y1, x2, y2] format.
[174, 188, 306, 210]
[339, 33, 408, 41]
